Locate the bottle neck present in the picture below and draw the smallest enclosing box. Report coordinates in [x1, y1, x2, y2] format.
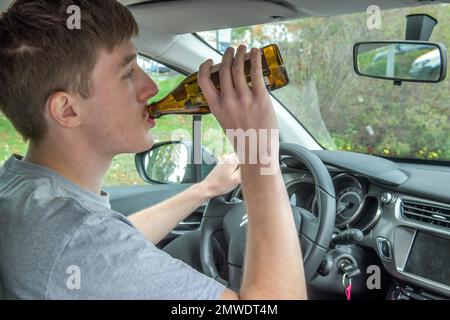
[147, 103, 161, 118]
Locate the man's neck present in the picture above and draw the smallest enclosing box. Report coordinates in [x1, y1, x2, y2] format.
[24, 139, 112, 195]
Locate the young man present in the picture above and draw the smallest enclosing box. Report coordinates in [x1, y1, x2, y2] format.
[0, 0, 307, 299]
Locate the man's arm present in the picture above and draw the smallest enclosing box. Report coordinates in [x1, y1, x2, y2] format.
[128, 155, 240, 245]
[218, 167, 304, 300]
[239, 165, 305, 299]
[198, 46, 307, 300]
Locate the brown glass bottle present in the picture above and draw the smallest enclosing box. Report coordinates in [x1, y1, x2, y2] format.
[147, 44, 289, 118]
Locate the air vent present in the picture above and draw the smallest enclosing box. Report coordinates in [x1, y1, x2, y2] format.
[401, 200, 450, 230]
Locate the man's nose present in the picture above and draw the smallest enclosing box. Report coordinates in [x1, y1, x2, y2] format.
[140, 71, 159, 102]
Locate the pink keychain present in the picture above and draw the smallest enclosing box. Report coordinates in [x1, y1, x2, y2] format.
[342, 273, 352, 300]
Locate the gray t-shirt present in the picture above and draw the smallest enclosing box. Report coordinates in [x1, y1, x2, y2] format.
[0, 155, 225, 300]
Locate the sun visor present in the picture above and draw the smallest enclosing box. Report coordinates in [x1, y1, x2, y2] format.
[127, 0, 299, 34]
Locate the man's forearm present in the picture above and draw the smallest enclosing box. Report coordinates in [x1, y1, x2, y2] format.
[239, 165, 307, 300]
[128, 183, 211, 245]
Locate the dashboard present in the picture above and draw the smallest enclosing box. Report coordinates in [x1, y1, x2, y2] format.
[288, 172, 380, 232]
[280, 150, 450, 298]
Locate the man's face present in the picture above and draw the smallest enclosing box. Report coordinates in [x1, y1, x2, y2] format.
[78, 41, 159, 156]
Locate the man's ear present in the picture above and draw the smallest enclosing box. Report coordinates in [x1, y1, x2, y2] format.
[46, 91, 82, 128]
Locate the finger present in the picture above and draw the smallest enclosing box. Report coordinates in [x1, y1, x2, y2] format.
[231, 154, 240, 170]
[223, 153, 239, 167]
[217, 153, 228, 165]
[232, 45, 250, 96]
[198, 59, 220, 109]
[232, 168, 242, 184]
[219, 47, 236, 96]
[250, 47, 267, 94]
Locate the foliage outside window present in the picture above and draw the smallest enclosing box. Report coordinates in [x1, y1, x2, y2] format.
[198, 3, 450, 161]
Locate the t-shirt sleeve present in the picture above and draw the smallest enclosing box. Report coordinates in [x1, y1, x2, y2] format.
[45, 215, 226, 300]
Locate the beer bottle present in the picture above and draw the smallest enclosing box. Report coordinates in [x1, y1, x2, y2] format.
[147, 44, 289, 118]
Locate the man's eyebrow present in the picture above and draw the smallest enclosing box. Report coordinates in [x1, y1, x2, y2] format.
[119, 53, 137, 69]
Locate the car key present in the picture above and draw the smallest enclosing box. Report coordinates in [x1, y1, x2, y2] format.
[337, 259, 361, 279]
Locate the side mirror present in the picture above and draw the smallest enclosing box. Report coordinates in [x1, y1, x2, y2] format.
[354, 41, 447, 83]
[135, 141, 189, 184]
[135, 141, 217, 184]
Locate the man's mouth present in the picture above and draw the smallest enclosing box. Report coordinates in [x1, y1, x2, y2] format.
[145, 106, 156, 128]
[147, 117, 155, 127]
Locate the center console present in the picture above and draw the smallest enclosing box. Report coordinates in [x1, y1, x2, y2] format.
[403, 231, 450, 287]
[368, 192, 450, 299]
[387, 226, 450, 299]
[388, 281, 448, 300]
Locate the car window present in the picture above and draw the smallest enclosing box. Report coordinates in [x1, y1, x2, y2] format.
[198, 3, 450, 162]
[201, 114, 233, 160]
[0, 115, 27, 165]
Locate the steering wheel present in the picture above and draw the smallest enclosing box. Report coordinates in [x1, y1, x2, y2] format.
[199, 143, 336, 291]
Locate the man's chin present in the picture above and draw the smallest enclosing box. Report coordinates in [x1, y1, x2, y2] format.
[135, 136, 154, 153]
[113, 133, 154, 155]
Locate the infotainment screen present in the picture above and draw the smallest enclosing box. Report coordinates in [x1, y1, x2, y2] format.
[404, 232, 450, 286]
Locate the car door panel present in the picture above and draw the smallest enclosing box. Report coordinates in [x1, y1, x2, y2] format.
[105, 184, 204, 248]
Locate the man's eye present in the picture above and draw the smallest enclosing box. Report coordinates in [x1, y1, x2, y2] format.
[124, 68, 135, 79]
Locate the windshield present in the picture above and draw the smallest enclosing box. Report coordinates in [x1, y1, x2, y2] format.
[198, 3, 450, 162]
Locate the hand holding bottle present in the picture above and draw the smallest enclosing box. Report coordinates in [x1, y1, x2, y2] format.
[198, 45, 280, 168]
[148, 44, 288, 118]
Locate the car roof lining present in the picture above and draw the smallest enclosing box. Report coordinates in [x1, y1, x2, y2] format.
[124, 0, 449, 34]
[2, 0, 447, 34]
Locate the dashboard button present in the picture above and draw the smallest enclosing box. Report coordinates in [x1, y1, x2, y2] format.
[381, 192, 393, 204]
[377, 237, 392, 261]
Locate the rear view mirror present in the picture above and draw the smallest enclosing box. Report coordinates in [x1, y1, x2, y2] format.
[354, 41, 447, 83]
